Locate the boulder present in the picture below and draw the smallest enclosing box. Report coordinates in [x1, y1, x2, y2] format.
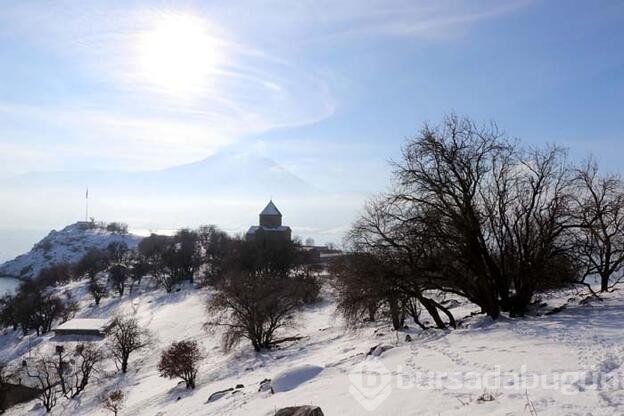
[367, 344, 394, 357]
[258, 378, 273, 393]
[275, 405, 325, 416]
[207, 387, 233, 403]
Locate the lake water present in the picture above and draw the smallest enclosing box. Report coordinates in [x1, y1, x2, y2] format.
[0, 227, 47, 263]
[0, 276, 21, 295]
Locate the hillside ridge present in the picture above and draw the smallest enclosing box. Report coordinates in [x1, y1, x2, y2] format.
[0, 222, 140, 279]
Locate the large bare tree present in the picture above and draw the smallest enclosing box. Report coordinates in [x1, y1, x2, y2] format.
[344, 115, 578, 320]
[572, 159, 624, 292]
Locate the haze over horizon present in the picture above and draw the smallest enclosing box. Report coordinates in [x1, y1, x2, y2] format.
[1, 0, 623, 262]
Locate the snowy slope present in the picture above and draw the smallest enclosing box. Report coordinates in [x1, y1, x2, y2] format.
[0, 222, 140, 279]
[2, 278, 624, 415]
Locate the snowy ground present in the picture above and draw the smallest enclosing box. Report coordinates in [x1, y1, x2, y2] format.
[2, 278, 624, 415]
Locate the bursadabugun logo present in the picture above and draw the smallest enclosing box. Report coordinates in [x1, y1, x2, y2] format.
[348, 359, 392, 411]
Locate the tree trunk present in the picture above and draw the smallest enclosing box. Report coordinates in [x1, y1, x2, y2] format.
[367, 304, 376, 322]
[388, 297, 403, 330]
[420, 297, 447, 329]
[428, 298, 457, 328]
[601, 273, 609, 292]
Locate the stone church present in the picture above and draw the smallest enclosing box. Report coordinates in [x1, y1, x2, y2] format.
[246, 200, 292, 244]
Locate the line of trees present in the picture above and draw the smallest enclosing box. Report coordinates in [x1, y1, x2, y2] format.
[333, 115, 624, 329]
[0, 278, 77, 336]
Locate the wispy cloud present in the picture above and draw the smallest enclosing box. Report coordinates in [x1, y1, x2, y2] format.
[0, 0, 529, 174]
[197, 0, 532, 43]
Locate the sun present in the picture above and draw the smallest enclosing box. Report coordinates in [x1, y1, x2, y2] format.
[136, 13, 223, 95]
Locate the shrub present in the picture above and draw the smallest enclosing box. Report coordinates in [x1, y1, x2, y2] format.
[158, 340, 202, 389]
[106, 222, 128, 235]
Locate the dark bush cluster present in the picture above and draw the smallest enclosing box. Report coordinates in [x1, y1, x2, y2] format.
[205, 239, 321, 352]
[0, 279, 76, 336]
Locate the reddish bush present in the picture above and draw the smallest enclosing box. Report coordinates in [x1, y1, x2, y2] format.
[157, 340, 202, 389]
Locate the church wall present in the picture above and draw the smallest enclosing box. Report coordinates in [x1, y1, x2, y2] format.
[259, 215, 282, 228]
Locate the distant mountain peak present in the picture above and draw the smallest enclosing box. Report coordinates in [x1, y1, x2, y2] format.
[1, 151, 320, 198]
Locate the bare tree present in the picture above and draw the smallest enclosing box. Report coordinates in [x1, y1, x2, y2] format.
[60, 297, 79, 323]
[107, 316, 151, 373]
[37, 263, 75, 286]
[26, 354, 60, 413]
[170, 229, 203, 284]
[101, 389, 125, 416]
[389, 116, 513, 318]
[50, 345, 69, 396]
[205, 271, 303, 352]
[88, 276, 109, 306]
[138, 234, 178, 292]
[572, 159, 624, 292]
[106, 241, 131, 265]
[347, 115, 578, 319]
[331, 252, 405, 329]
[68, 343, 105, 398]
[75, 249, 108, 280]
[482, 146, 577, 315]
[157, 340, 202, 389]
[197, 225, 231, 284]
[109, 264, 129, 297]
[342, 197, 457, 328]
[0, 362, 18, 412]
[129, 258, 149, 293]
[7, 280, 70, 335]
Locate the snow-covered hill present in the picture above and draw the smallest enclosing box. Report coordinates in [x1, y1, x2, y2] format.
[1, 276, 624, 415]
[0, 222, 140, 279]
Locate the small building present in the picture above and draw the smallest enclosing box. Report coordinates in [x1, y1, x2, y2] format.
[301, 245, 344, 268]
[246, 200, 292, 245]
[54, 318, 111, 337]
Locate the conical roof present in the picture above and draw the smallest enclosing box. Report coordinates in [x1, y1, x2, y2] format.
[260, 200, 281, 216]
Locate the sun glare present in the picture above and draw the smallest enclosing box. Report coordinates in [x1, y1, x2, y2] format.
[136, 13, 223, 95]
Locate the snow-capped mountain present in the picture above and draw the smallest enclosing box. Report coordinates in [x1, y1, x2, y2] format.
[0, 152, 319, 198]
[0, 222, 140, 279]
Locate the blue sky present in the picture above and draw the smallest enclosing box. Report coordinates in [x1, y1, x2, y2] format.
[0, 0, 623, 193]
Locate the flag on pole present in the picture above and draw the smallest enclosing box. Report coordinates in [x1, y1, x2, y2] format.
[86, 188, 89, 199]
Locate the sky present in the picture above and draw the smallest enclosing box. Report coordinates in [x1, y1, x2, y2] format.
[0, 0, 623, 258]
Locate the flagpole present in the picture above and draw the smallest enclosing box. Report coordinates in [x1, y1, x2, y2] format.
[85, 187, 89, 222]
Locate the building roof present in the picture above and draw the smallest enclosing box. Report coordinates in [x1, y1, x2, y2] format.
[247, 225, 291, 235]
[247, 226, 260, 235]
[55, 318, 110, 331]
[260, 200, 282, 216]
